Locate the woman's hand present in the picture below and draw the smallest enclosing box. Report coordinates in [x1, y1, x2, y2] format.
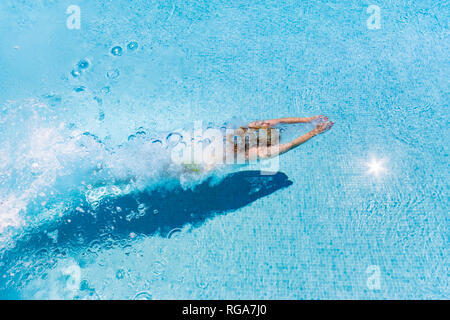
[313, 121, 334, 135]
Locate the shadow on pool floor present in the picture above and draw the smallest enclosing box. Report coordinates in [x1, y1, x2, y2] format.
[0, 170, 292, 290]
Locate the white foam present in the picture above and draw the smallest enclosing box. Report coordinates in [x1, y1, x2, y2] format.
[0, 99, 230, 246]
[0, 195, 25, 233]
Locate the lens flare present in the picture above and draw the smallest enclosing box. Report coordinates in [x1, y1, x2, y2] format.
[366, 157, 386, 177]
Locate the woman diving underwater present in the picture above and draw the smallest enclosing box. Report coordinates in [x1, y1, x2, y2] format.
[237, 115, 333, 160]
[176, 115, 334, 173]
[75, 115, 334, 191]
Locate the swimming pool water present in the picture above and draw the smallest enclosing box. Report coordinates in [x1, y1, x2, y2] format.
[0, 0, 448, 299]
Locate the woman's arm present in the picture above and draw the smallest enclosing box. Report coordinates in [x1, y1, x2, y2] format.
[248, 131, 316, 160]
[248, 121, 334, 160]
[248, 115, 327, 128]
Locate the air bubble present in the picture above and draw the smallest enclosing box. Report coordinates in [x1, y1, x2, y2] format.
[134, 127, 147, 137]
[152, 139, 163, 147]
[137, 203, 146, 216]
[101, 86, 111, 94]
[115, 268, 125, 279]
[152, 261, 165, 275]
[166, 132, 183, 147]
[74, 86, 86, 92]
[107, 69, 120, 80]
[167, 228, 182, 239]
[71, 69, 81, 78]
[94, 96, 103, 105]
[80, 280, 90, 291]
[127, 41, 138, 51]
[133, 291, 152, 300]
[111, 46, 123, 56]
[136, 130, 146, 138]
[43, 93, 62, 106]
[77, 59, 90, 70]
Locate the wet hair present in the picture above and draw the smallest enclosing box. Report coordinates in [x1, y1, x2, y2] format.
[230, 127, 280, 153]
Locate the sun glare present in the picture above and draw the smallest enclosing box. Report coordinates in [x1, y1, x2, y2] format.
[366, 157, 387, 177]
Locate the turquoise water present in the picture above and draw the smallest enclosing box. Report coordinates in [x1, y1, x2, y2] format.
[0, 0, 448, 299]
